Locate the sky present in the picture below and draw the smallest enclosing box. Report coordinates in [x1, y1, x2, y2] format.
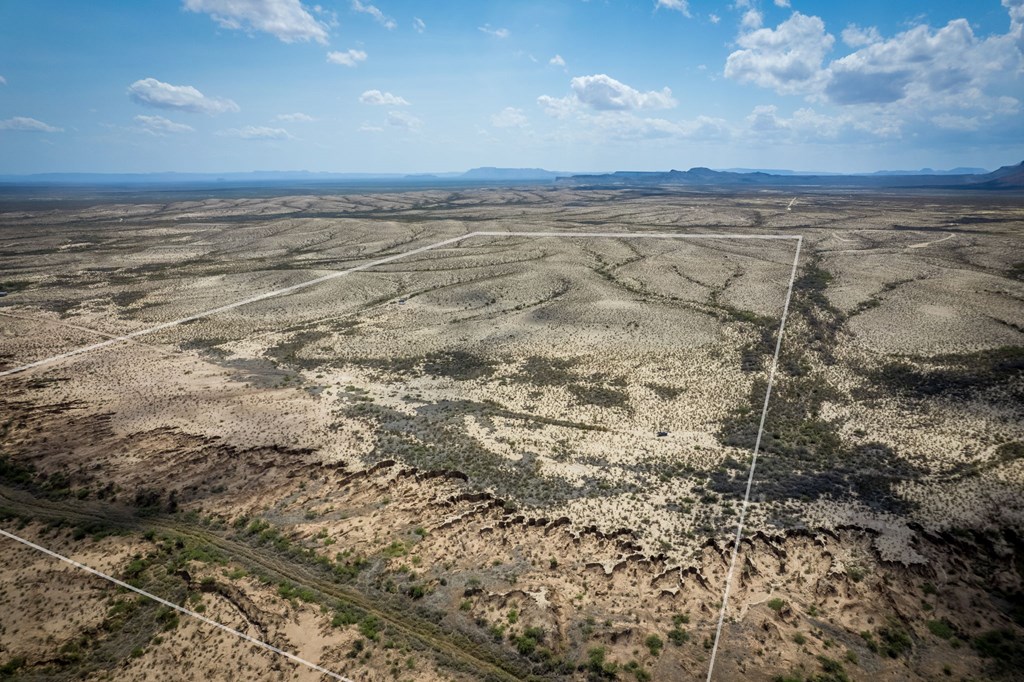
[0, 0, 1022, 174]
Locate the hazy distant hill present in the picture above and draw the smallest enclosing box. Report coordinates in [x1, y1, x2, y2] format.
[718, 167, 988, 176]
[867, 167, 989, 176]
[557, 162, 1024, 190]
[460, 167, 568, 180]
[964, 161, 1024, 189]
[1, 164, 1019, 190]
[0, 170, 417, 184]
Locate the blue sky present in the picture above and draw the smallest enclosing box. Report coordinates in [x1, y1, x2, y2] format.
[1, 0, 1022, 174]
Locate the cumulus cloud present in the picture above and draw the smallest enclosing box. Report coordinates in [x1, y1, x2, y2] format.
[725, 13, 835, 94]
[824, 18, 1021, 107]
[275, 112, 315, 122]
[564, 111, 730, 143]
[0, 75, 6, 85]
[931, 113, 981, 131]
[709, 14, 720, 25]
[743, 103, 901, 140]
[745, 104, 841, 137]
[183, 0, 328, 43]
[721, 14, 1024, 147]
[0, 116, 62, 132]
[655, 0, 690, 17]
[727, 3, 1024, 126]
[135, 114, 194, 135]
[128, 78, 239, 114]
[741, 9, 763, 30]
[386, 110, 420, 130]
[352, 0, 395, 29]
[537, 94, 577, 119]
[413, 17, 425, 33]
[491, 107, 528, 128]
[825, 65, 912, 106]
[774, 0, 790, 7]
[219, 125, 292, 139]
[841, 24, 882, 48]
[611, 114, 728, 140]
[478, 25, 510, 38]
[550, 54, 566, 67]
[570, 74, 676, 111]
[1006, 0, 1024, 27]
[537, 79, 725, 143]
[359, 89, 409, 105]
[327, 49, 367, 66]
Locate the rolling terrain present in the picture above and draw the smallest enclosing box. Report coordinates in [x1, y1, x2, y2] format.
[0, 186, 1022, 681]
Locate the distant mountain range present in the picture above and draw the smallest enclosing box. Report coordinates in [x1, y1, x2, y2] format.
[555, 161, 1024, 190]
[0, 163, 1020, 189]
[717, 167, 989, 176]
[0, 168, 569, 185]
[460, 167, 571, 180]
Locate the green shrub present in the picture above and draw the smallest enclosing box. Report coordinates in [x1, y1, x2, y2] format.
[667, 628, 689, 645]
[926, 620, 954, 639]
[515, 635, 537, 656]
[0, 657, 26, 676]
[973, 629, 1023, 673]
[645, 634, 663, 656]
[878, 624, 912, 657]
[860, 631, 878, 653]
[816, 655, 850, 682]
[359, 615, 382, 641]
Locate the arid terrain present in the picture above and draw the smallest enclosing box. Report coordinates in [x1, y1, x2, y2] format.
[1, 186, 1022, 681]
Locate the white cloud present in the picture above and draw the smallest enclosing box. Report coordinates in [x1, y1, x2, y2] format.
[219, 125, 292, 139]
[570, 74, 676, 111]
[352, 0, 395, 30]
[825, 18, 1022, 107]
[134, 114, 194, 135]
[359, 124, 384, 132]
[183, 0, 328, 44]
[709, 14, 720, 25]
[478, 25, 510, 38]
[127, 78, 239, 114]
[413, 17, 425, 33]
[726, 3, 1024, 132]
[537, 94, 577, 119]
[491, 107, 528, 128]
[608, 114, 729, 140]
[741, 9, 763, 30]
[931, 113, 981, 131]
[565, 110, 730, 142]
[359, 89, 409, 106]
[386, 110, 421, 130]
[724, 13, 835, 95]
[0, 117, 62, 132]
[537, 76, 720, 143]
[655, 0, 690, 17]
[841, 24, 882, 48]
[275, 112, 315, 122]
[742, 103, 900, 140]
[1006, 0, 1024, 27]
[0, 75, 6, 85]
[327, 49, 367, 66]
[774, 0, 790, 7]
[550, 54, 566, 67]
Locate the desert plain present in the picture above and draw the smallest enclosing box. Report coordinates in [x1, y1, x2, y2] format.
[0, 185, 1022, 681]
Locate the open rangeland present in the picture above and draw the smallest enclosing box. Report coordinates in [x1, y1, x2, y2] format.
[0, 186, 1022, 681]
